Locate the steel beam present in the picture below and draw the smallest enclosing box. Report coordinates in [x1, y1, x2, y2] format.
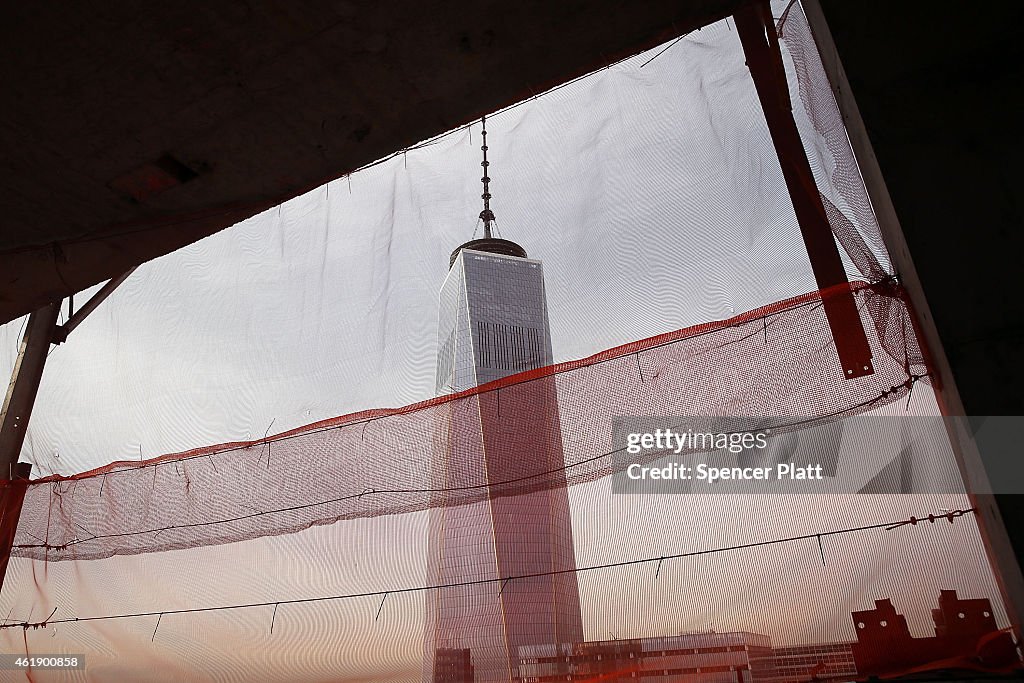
[0, 272, 133, 594]
[0, 303, 58, 596]
[0, 302, 60, 474]
[53, 267, 136, 343]
[735, 0, 874, 380]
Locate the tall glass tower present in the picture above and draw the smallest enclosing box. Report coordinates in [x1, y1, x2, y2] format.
[425, 118, 583, 682]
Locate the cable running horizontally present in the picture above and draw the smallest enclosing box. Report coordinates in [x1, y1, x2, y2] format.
[2, 509, 975, 631]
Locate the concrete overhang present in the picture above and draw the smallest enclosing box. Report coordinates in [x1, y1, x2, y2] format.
[0, 0, 744, 324]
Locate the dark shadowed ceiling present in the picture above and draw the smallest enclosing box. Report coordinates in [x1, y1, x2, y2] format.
[0, 0, 742, 324]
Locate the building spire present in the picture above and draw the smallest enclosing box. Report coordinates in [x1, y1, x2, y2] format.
[448, 113, 527, 269]
[479, 114, 494, 239]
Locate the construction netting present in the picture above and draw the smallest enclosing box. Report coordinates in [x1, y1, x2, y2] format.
[0, 2, 1016, 681]
[8, 279, 929, 561]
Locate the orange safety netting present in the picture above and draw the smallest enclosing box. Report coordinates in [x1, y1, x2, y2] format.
[13, 280, 926, 563]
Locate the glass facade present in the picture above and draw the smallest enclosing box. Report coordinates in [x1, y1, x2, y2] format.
[427, 249, 584, 682]
[749, 642, 857, 683]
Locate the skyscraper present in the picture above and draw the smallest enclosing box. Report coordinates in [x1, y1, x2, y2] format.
[425, 118, 584, 682]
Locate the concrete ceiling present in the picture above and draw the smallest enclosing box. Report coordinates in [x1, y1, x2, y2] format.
[0, 0, 743, 325]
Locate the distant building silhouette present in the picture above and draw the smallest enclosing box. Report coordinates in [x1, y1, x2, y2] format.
[851, 590, 1017, 677]
[507, 590, 1018, 682]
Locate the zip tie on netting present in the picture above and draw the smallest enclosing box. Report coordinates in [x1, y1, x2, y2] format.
[151, 613, 162, 641]
[16, 608, 57, 632]
[905, 372, 922, 411]
[886, 509, 972, 531]
[872, 374, 929, 407]
[14, 542, 74, 552]
[263, 418, 276, 470]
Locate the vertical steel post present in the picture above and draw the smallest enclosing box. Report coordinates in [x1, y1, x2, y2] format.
[0, 301, 59, 594]
[0, 302, 60, 472]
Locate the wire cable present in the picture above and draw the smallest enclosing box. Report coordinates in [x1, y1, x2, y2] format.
[2, 509, 975, 631]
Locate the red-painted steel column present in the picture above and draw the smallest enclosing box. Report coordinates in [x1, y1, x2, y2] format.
[0, 463, 31, 594]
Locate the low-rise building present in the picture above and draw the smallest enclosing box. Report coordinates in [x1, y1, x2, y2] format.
[749, 641, 856, 683]
[516, 631, 772, 682]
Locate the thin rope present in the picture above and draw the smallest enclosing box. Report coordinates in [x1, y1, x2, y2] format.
[2, 510, 974, 631]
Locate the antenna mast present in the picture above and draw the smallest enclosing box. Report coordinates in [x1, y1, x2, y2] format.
[448, 114, 527, 268]
[479, 115, 494, 239]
